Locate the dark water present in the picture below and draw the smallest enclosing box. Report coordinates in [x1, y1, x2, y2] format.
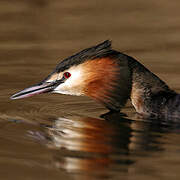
[1, 0, 180, 179]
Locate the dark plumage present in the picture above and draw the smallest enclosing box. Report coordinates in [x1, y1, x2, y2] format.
[55, 40, 113, 72]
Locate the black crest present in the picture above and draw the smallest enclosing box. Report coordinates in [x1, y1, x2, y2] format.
[55, 40, 112, 72]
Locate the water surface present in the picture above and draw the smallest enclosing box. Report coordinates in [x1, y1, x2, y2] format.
[0, 0, 180, 179]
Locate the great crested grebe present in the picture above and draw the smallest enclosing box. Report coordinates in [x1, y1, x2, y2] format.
[11, 41, 180, 119]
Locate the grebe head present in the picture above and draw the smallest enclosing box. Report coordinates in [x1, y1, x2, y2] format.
[11, 41, 131, 111]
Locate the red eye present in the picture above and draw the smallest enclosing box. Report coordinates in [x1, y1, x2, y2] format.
[63, 72, 71, 79]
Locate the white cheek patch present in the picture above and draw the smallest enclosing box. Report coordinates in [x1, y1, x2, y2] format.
[53, 66, 85, 96]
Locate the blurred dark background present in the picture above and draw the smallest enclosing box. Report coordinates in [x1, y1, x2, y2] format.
[1, 0, 180, 118]
[0, 0, 180, 118]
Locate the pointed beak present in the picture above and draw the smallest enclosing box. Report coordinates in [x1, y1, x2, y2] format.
[10, 80, 63, 100]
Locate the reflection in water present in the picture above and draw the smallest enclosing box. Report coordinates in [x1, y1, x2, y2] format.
[49, 116, 134, 176]
[29, 114, 174, 178]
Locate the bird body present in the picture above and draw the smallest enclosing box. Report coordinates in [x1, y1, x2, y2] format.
[11, 41, 180, 119]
